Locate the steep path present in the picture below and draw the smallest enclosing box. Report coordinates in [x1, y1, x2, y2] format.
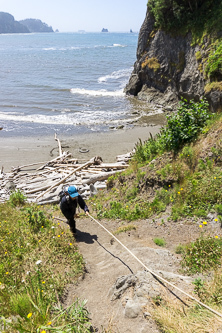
[60, 214, 214, 332]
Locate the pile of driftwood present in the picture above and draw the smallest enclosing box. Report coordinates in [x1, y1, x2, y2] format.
[0, 135, 133, 205]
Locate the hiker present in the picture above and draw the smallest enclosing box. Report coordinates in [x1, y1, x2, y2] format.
[60, 185, 89, 234]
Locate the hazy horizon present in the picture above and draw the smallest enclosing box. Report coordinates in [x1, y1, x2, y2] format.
[0, 0, 148, 33]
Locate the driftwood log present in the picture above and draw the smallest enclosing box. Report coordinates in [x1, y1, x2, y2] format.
[0, 135, 134, 204]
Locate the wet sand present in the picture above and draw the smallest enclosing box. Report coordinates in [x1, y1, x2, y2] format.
[0, 124, 163, 172]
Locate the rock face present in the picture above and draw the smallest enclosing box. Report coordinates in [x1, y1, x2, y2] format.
[125, 9, 222, 112]
[0, 12, 29, 34]
[0, 12, 54, 34]
[19, 19, 54, 33]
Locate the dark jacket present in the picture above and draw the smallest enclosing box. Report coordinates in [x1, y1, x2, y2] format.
[60, 194, 89, 220]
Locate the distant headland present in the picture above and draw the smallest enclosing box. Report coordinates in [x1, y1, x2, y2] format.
[101, 28, 108, 32]
[0, 12, 54, 34]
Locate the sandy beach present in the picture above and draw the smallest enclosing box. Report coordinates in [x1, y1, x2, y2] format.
[0, 124, 164, 172]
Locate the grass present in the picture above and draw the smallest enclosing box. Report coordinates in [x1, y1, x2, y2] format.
[205, 81, 222, 93]
[91, 100, 222, 223]
[88, 98, 222, 331]
[180, 234, 222, 274]
[0, 200, 91, 332]
[152, 265, 222, 332]
[141, 56, 161, 71]
[153, 238, 166, 247]
[152, 297, 222, 333]
[2, 98, 222, 331]
[114, 224, 137, 235]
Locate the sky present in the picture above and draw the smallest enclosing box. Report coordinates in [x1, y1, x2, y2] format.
[0, 0, 148, 32]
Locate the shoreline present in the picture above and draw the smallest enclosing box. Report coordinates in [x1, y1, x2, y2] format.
[0, 125, 162, 172]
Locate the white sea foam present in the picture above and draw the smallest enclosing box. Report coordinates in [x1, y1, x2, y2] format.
[43, 44, 125, 52]
[98, 68, 132, 83]
[111, 44, 126, 47]
[70, 88, 124, 97]
[43, 47, 56, 51]
[43, 46, 81, 51]
[0, 110, 138, 126]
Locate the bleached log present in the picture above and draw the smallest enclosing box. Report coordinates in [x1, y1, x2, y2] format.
[37, 152, 71, 171]
[93, 163, 128, 169]
[55, 133, 63, 157]
[116, 150, 135, 159]
[53, 164, 81, 168]
[82, 169, 102, 174]
[37, 198, 60, 205]
[35, 156, 100, 201]
[82, 170, 122, 185]
[68, 158, 87, 162]
[25, 180, 62, 194]
[11, 161, 50, 172]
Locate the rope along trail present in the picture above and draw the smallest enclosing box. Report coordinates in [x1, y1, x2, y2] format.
[87, 213, 222, 319]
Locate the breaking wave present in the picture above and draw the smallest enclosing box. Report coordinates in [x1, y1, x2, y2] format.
[70, 88, 124, 97]
[98, 68, 132, 83]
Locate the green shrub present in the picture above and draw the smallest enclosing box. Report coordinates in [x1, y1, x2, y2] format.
[153, 238, 166, 247]
[9, 190, 26, 207]
[24, 206, 51, 232]
[133, 134, 166, 163]
[134, 99, 210, 163]
[192, 278, 206, 299]
[161, 99, 210, 152]
[181, 235, 222, 273]
[147, 0, 222, 37]
[205, 41, 222, 80]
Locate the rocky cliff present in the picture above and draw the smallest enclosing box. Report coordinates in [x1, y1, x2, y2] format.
[125, 8, 222, 112]
[0, 12, 29, 34]
[19, 19, 54, 33]
[0, 12, 54, 34]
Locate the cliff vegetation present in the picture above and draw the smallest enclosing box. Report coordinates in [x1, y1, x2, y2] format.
[90, 98, 222, 331]
[148, 0, 222, 38]
[125, 0, 222, 113]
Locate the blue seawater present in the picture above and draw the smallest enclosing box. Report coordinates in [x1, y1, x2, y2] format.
[0, 32, 155, 137]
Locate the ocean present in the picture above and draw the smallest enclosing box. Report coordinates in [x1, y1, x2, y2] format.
[0, 32, 162, 137]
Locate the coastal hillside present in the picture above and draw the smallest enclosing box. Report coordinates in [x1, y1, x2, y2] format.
[125, 0, 222, 112]
[89, 99, 222, 332]
[0, 12, 54, 33]
[0, 12, 29, 34]
[19, 19, 54, 33]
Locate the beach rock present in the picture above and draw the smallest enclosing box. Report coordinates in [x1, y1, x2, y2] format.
[124, 300, 141, 318]
[109, 275, 137, 300]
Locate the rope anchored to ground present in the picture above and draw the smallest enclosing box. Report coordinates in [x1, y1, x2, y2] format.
[86, 213, 222, 319]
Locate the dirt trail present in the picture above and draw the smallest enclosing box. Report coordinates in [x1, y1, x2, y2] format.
[58, 212, 221, 333]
